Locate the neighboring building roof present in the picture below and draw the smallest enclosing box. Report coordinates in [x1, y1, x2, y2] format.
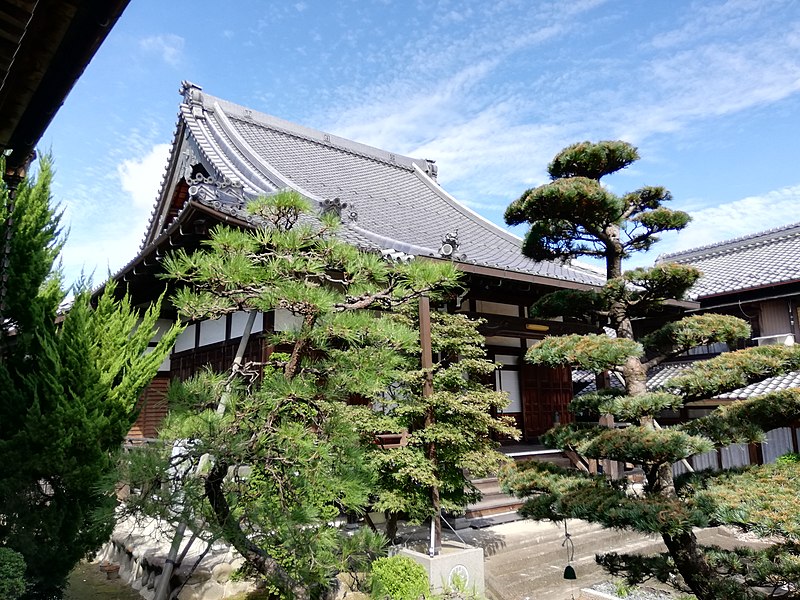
[646, 361, 695, 390]
[141, 82, 605, 289]
[658, 222, 800, 299]
[572, 369, 624, 396]
[715, 370, 800, 401]
[648, 360, 800, 402]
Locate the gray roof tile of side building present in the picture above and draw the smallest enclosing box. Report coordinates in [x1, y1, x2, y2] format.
[657, 222, 800, 299]
[169, 84, 605, 288]
[649, 361, 800, 401]
[715, 370, 800, 400]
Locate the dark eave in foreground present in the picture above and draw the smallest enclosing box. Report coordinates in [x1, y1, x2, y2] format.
[0, 0, 130, 173]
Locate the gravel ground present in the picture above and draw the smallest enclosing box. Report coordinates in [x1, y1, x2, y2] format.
[590, 581, 691, 599]
[64, 562, 142, 600]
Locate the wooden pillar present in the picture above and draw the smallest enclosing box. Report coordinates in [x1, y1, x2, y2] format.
[419, 295, 440, 555]
[0, 157, 32, 330]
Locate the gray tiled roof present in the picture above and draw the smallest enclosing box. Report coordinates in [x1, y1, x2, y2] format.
[647, 361, 695, 390]
[658, 222, 800, 299]
[649, 361, 800, 401]
[716, 370, 800, 400]
[572, 369, 625, 395]
[163, 83, 605, 288]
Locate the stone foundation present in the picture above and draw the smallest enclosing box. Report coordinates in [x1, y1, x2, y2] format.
[95, 516, 257, 600]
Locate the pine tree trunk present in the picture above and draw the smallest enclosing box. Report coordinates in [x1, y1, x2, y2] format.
[384, 512, 399, 542]
[662, 530, 743, 600]
[205, 460, 309, 599]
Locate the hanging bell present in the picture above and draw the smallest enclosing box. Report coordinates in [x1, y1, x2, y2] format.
[563, 564, 576, 580]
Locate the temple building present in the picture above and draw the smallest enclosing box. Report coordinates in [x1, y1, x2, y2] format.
[119, 82, 607, 442]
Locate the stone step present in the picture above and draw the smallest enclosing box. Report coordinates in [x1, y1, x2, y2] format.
[464, 449, 575, 523]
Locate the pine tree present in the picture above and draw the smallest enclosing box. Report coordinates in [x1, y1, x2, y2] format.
[500, 141, 800, 599]
[0, 158, 181, 598]
[353, 308, 519, 542]
[120, 190, 469, 599]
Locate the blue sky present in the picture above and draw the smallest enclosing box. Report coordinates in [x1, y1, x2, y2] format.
[41, 0, 800, 286]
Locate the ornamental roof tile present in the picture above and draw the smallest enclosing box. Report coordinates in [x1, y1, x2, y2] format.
[657, 222, 800, 299]
[158, 84, 605, 288]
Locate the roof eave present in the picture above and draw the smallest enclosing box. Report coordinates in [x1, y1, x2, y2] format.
[0, 0, 131, 172]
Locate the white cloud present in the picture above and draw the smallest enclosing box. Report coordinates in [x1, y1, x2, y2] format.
[118, 143, 171, 211]
[139, 34, 185, 67]
[59, 143, 170, 287]
[614, 39, 800, 143]
[661, 184, 800, 256]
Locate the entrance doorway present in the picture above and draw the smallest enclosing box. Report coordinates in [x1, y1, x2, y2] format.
[521, 363, 573, 440]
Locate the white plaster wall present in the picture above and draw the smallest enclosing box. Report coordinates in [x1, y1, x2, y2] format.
[231, 310, 262, 337]
[485, 335, 520, 348]
[142, 346, 171, 372]
[274, 308, 303, 332]
[174, 324, 196, 353]
[494, 353, 519, 366]
[496, 369, 521, 412]
[199, 317, 226, 346]
[151, 318, 174, 341]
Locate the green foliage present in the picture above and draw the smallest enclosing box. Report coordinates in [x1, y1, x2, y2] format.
[0, 548, 26, 600]
[641, 314, 750, 357]
[338, 528, 389, 591]
[617, 263, 701, 315]
[687, 459, 800, 540]
[570, 390, 683, 422]
[582, 427, 712, 466]
[369, 555, 429, 600]
[529, 289, 606, 320]
[701, 543, 800, 598]
[0, 155, 63, 337]
[500, 141, 800, 600]
[526, 334, 642, 371]
[613, 578, 634, 597]
[360, 309, 519, 526]
[124, 190, 484, 598]
[776, 452, 800, 465]
[505, 176, 623, 261]
[547, 140, 640, 180]
[0, 159, 181, 599]
[665, 345, 800, 400]
[680, 389, 800, 446]
[504, 140, 690, 266]
[500, 459, 708, 535]
[596, 552, 677, 588]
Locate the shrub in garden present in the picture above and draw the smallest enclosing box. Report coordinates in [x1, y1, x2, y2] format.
[0, 548, 26, 600]
[370, 555, 429, 600]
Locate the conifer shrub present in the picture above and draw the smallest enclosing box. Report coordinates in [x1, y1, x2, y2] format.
[369, 555, 429, 600]
[0, 548, 26, 600]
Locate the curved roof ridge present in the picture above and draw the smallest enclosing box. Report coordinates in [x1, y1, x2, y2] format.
[412, 164, 522, 247]
[658, 221, 800, 263]
[346, 222, 440, 258]
[208, 101, 322, 202]
[202, 92, 426, 172]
